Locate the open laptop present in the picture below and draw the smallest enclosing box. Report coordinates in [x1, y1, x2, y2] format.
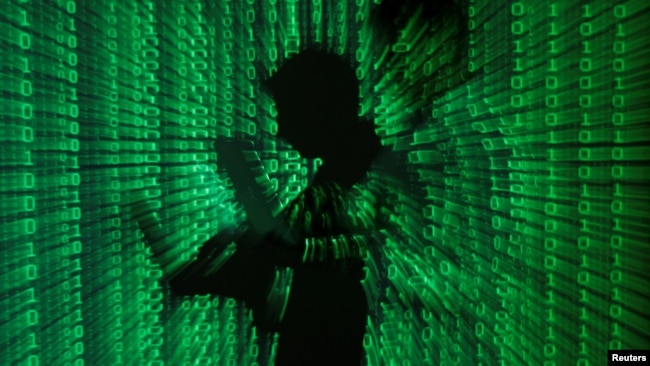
[215, 140, 296, 248]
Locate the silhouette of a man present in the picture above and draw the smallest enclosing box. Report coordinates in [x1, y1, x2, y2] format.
[146, 49, 385, 365]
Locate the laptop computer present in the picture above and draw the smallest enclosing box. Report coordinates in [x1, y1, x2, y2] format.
[215, 140, 295, 248]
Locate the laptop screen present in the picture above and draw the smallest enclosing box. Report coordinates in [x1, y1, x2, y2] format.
[215, 140, 285, 236]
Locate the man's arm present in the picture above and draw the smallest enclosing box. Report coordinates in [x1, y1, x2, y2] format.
[261, 181, 391, 266]
[132, 198, 274, 301]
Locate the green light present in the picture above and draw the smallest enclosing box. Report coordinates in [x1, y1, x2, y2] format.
[1, 0, 649, 365]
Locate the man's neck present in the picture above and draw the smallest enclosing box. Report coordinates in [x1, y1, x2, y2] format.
[314, 123, 382, 187]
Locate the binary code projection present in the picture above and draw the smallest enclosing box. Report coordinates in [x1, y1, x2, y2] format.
[1, 0, 649, 366]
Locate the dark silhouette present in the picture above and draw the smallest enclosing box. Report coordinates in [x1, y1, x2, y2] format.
[158, 49, 382, 365]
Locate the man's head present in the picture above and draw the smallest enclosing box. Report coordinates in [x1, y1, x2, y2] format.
[264, 49, 360, 158]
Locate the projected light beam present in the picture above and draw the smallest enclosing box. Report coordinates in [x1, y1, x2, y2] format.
[0, 1, 648, 365]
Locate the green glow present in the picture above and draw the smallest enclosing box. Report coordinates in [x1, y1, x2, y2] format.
[1, 0, 649, 365]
